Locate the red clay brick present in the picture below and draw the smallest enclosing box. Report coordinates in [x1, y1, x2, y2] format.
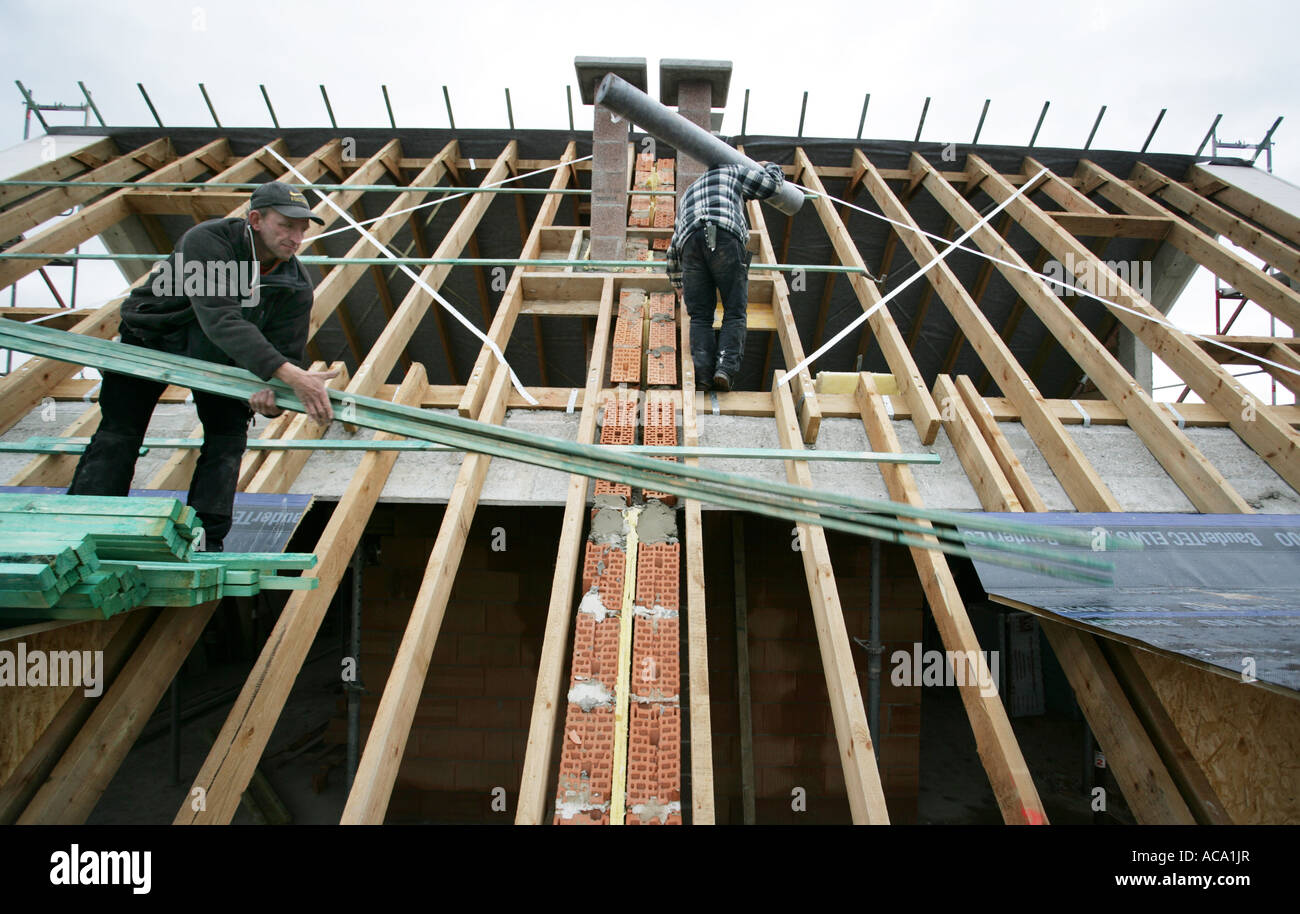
[643, 392, 677, 441]
[652, 237, 670, 251]
[647, 353, 677, 386]
[625, 703, 682, 814]
[482, 666, 538, 699]
[642, 419, 677, 447]
[887, 702, 921, 735]
[413, 699, 459, 728]
[648, 319, 676, 352]
[609, 347, 641, 384]
[555, 810, 609, 825]
[418, 728, 483, 760]
[631, 615, 680, 701]
[598, 393, 638, 444]
[652, 200, 676, 228]
[481, 730, 515, 761]
[635, 542, 680, 612]
[612, 317, 643, 349]
[555, 704, 615, 804]
[647, 292, 675, 316]
[636, 152, 655, 172]
[456, 634, 519, 667]
[641, 455, 678, 504]
[593, 479, 631, 505]
[655, 159, 675, 185]
[580, 542, 625, 612]
[749, 671, 798, 703]
[628, 197, 651, 228]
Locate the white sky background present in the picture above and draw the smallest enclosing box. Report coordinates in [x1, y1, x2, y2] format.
[2, 0, 1298, 401]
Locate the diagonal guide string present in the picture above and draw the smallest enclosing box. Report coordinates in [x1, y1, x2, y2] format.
[265, 146, 540, 405]
[310, 155, 593, 241]
[777, 168, 1049, 386]
[787, 173, 1300, 387]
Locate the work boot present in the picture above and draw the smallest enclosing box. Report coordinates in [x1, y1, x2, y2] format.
[711, 369, 732, 392]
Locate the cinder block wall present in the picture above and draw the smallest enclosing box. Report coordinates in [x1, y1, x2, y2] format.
[702, 513, 923, 824]
[336, 505, 921, 824]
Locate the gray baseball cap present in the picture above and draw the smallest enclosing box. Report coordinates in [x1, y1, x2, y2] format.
[249, 182, 324, 224]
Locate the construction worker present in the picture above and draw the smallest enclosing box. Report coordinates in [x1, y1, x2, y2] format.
[67, 182, 338, 552]
[666, 161, 786, 391]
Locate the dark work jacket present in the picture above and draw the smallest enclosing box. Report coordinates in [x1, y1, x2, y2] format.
[120, 217, 313, 381]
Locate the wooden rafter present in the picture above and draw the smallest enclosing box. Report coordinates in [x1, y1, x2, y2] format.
[858, 151, 1120, 511]
[747, 199, 822, 443]
[1078, 159, 1300, 330]
[178, 364, 429, 824]
[516, 277, 614, 824]
[796, 148, 941, 444]
[773, 373, 889, 824]
[858, 373, 1046, 823]
[966, 153, 1300, 493]
[459, 143, 576, 418]
[916, 154, 1252, 513]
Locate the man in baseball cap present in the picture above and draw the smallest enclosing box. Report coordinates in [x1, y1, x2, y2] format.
[249, 181, 326, 225]
[67, 180, 336, 552]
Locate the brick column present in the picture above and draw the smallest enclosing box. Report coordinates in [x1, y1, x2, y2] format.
[590, 104, 630, 263]
[675, 81, 712, 208]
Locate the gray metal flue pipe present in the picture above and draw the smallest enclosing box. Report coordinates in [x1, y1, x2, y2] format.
[594, 73, 805, 216]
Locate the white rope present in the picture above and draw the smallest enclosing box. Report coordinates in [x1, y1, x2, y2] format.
[777, 168, 1049, 386]
[310, 155, 593, 242]
[795, 171, 1300, 388]
[265, 147, 543, 406]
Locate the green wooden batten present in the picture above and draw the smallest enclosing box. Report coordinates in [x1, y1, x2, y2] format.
[0, 493, 320, 621]
[3, 437, 941, 465]
[0, 320, 1131, 583]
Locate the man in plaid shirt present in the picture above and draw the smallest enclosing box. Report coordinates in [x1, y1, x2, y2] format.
[666, 161, 786, 391]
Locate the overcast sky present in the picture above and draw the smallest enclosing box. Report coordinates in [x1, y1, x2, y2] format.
[3, 0, 1298, 401]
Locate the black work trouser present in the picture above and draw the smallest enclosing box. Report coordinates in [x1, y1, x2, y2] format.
[67, 331, 252, 550]
[681, 223, 752, 382]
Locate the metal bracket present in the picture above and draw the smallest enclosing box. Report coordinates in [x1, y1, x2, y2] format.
[1164, 402, 1186, 430]
[1070, 398, 1091, 428]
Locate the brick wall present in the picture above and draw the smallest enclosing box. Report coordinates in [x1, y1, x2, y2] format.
[332, 503, 920, 824]
[344, 503, 561, 823]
